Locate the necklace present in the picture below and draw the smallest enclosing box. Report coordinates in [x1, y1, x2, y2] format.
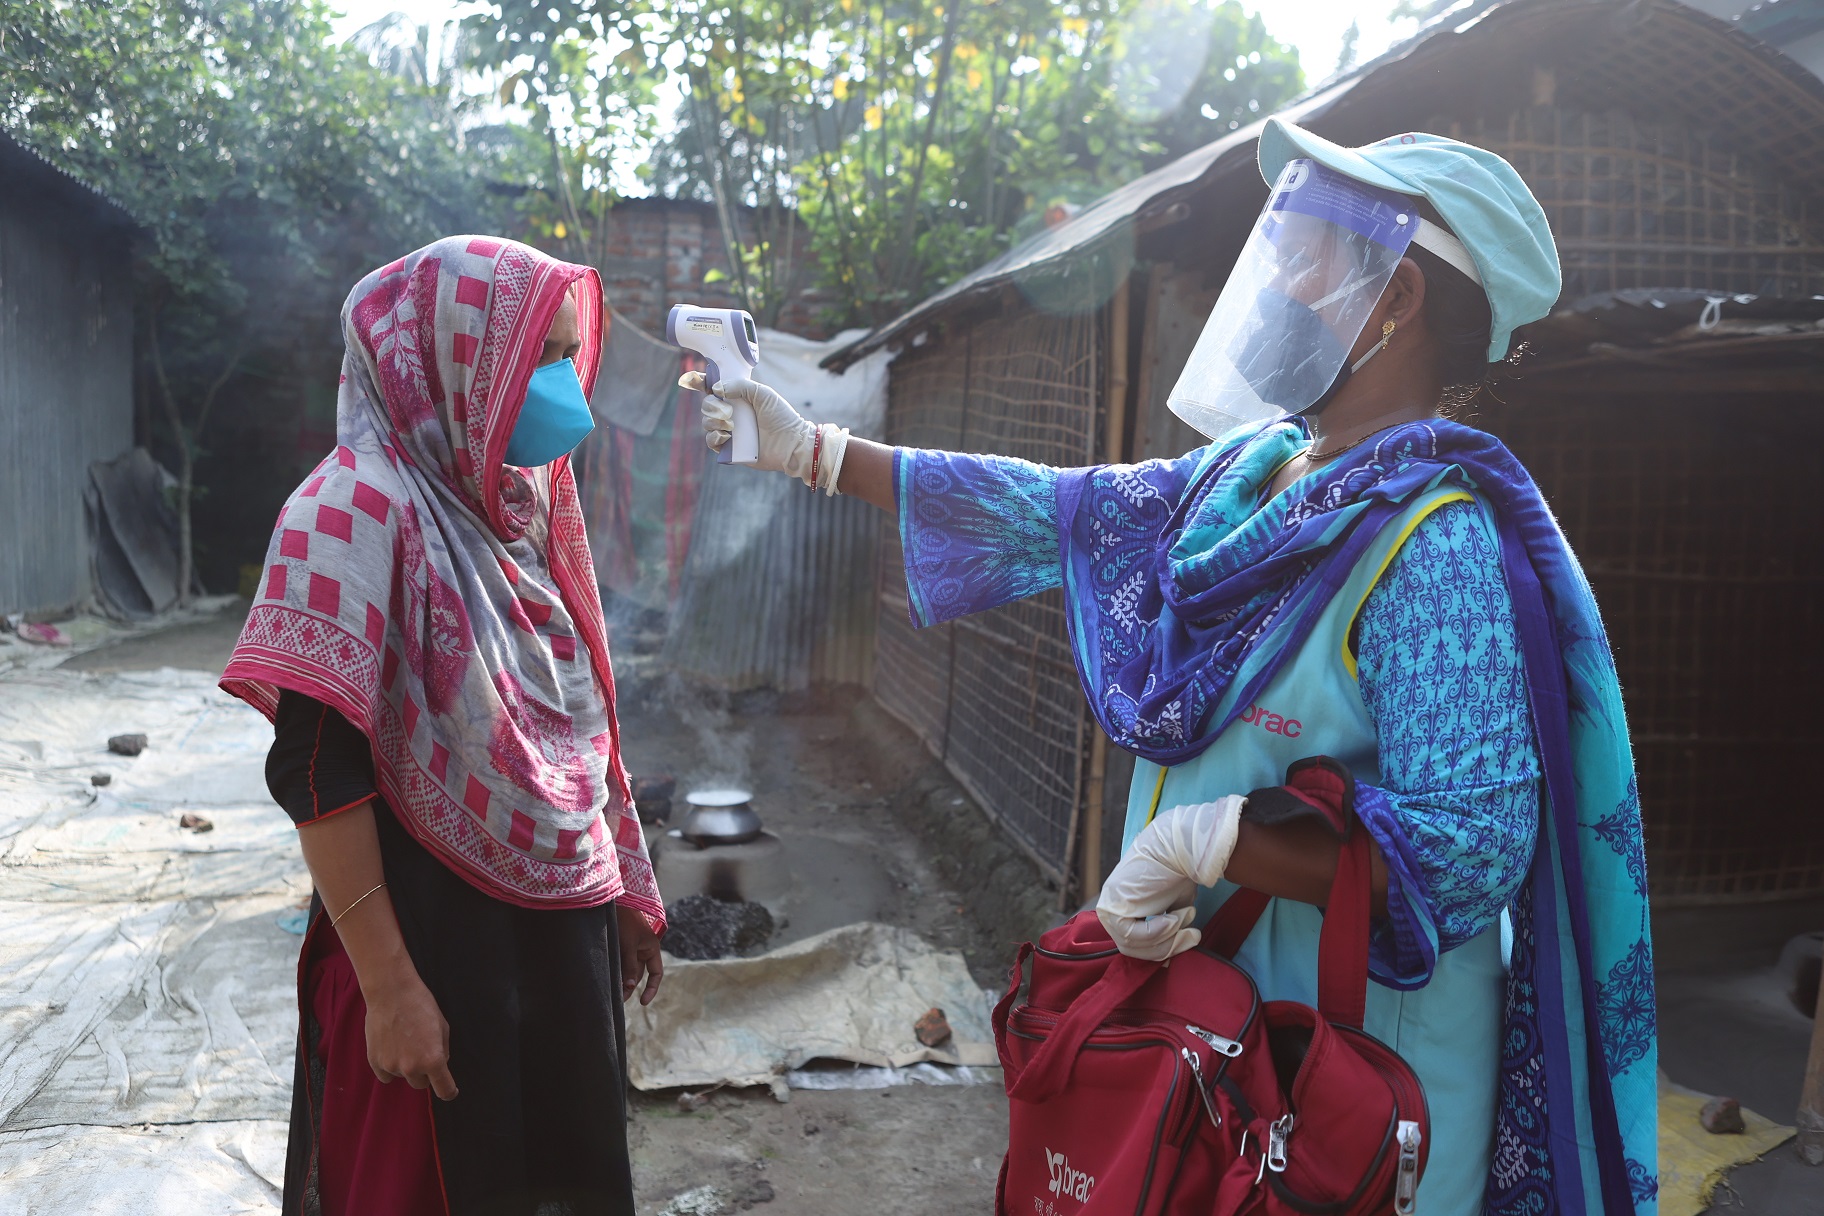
[1300, 430, 1376, 462]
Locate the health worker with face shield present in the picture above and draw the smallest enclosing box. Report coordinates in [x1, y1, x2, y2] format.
[687, 120, 1657, 1215]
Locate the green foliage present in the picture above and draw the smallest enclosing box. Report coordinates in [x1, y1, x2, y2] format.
[468, 0, 1301, 327]
[464, 0, 672, 268]
[4, 0, 502, 321]
[0, 0, 518, 595]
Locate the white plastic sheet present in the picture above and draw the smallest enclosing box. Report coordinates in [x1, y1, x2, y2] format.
[626, 921, 998, 1092]
[0, 1120, 286, 1215]
[0, 667, 305, 1213]
[785, 1061, 998, 1091]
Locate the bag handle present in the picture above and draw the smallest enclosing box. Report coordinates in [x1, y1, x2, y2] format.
[1202, 887, 1271, 958]
[991, 940, 1033, 1061]
[1202, 757, 1378, 1029]
[1315, 827, 1373, 1029]
[1004, 952, 1159, 1104]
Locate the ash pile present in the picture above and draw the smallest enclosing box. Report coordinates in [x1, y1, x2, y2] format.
[662, 893, 776, 960]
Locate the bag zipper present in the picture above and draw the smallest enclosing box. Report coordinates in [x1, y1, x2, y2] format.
[1266, 1113, 1293, 1173]
[1180, 1047, 1223, 1132]
[1394, 1120, 1422, 1215]
[1185, 1023, 1245, 1058]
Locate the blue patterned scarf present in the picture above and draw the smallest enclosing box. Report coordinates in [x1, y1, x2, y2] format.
[1055, 419, 1658, 1215]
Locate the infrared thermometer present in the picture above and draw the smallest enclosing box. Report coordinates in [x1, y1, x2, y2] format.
[666, 304, 761, 466]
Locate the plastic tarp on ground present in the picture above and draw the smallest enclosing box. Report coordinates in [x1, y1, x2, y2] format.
[627, 921, 997, 1092]
[1657, 1074, 1795, 1216]
[0, 667, 306, 1214]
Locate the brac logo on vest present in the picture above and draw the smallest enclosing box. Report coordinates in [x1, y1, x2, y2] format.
[1239, 702, 1303, 738]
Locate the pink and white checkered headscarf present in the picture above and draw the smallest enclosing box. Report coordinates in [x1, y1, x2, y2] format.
[222, 236, 661, 926]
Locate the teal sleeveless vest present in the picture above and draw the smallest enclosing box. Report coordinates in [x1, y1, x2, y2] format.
[1119, 485, 1508, 1216]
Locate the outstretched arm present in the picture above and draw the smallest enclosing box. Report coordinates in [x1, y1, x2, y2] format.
[689, 368, 1080, 610]
[684, 371, 896, 514]
[836, 435, 896, 514]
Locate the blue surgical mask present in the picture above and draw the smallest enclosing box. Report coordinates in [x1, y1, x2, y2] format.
[504, 359, 595, 466]
[1231, 287, 1350, 412]
[1231, 285, 1389, 418]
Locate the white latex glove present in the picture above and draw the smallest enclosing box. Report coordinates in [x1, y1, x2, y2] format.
[1096, 795, 1247, 960]
[679, 371, 850, 494]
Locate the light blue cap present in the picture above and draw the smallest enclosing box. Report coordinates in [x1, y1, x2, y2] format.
[1258, 116, 1561, 363]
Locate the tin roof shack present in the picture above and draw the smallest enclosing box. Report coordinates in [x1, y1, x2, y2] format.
[0, 131, 139, 619]
[830, 0, 1824, 906]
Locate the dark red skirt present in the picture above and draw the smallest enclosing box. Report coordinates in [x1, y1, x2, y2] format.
[303, 927, 448, 1215]
[284, 798, 635, 1216]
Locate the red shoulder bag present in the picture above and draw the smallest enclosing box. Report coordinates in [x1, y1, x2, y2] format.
[993, 758, 1431, 1216]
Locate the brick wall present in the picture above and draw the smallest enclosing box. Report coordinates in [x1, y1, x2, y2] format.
[598, 197, 839, 340]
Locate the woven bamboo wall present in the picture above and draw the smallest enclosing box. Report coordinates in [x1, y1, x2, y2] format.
[874, 303, 1104, 881]
[1478, 391, 1824, 903]
[1463, 106, 1824, 298]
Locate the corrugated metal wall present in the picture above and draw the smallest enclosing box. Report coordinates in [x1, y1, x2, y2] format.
[0, 189, 135, 616]
[663, 463, 878, 690]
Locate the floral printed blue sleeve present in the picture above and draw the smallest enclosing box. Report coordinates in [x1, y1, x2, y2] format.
[1352, 498, 1540, 989]
[895, 448, 1065, 627]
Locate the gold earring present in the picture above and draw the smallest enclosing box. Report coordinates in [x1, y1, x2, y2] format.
[1380, 319, 1397, 349]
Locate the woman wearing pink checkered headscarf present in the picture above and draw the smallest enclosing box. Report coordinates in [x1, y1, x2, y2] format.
[224, 236, 663, 1215]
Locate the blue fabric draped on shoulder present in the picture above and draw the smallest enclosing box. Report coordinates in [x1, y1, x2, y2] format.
[1054, 419, 1657, 1215]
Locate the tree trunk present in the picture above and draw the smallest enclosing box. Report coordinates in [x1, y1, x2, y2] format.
[147, 303, 241, 609]
[175, 453, 195, 609]
[147, 305, 194, 608]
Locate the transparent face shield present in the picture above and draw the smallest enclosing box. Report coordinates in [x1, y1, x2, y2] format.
[1167, 160, 1423, 440]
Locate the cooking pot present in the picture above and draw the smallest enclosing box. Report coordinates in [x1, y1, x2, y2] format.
[679, 788, 763, 847]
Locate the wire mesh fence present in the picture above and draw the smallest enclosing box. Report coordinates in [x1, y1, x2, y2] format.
[873, 303, 1104, 882]
[1479, 391, 1824, 903]
[1464, 106, 1824, 299]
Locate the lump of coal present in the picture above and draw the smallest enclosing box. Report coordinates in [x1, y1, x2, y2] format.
[664, 894, 775, 960]
[108, 734, 148, 756]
